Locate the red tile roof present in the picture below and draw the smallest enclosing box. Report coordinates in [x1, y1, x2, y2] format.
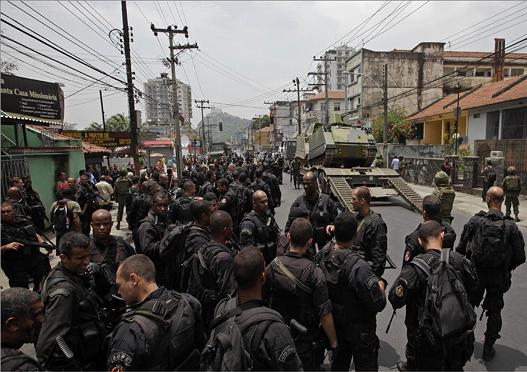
[407, 75, 527, 121]
[82, 141, 112, 154]
[26, 125, 75, 141]
[143, 140, 173, 148]
[307, 90, 345, 101]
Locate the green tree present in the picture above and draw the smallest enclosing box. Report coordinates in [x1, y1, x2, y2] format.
[372, 105, 414, 143]
[251, 114, 270, 130]
[86, 114, 130, 131]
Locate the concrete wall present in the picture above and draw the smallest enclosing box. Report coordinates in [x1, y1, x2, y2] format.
[377, 143, 446, 158]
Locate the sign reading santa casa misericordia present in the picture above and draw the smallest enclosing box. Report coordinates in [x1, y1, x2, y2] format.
[1, 75, 64, 124]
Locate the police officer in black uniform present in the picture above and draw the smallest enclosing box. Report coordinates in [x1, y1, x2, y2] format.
[263, 166, 281, 209]
[128, 180, 161, 233]
[239, 190, 280, 264]
[1, 287, 45, 371]
[217, 178, 240, 229]
[265, 218, 337, 371]
[136, 192, 170, 285]
[36, 232, 106, 370]
[170, 180, 196, 224]
[188, 210, 239, 327]
[22, 176, 47, 231]
[5, 187, 32, 221]
[350, 186, 388, 277]
[89, 209, 135, 317]
[398, 195, 456, 371]
[287, 172, 338, 253]
[316, 211, 387, 371]
[211, 246, 302, 371]
[389, 221, 479, 371]
[250, 167, 275, 214]
[1, 201, 52, 290]
[456, 186, 525, 361]
[107, 255, 205, 371]
[77, 173, 98, 236]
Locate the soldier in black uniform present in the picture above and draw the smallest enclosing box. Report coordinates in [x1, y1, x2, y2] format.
[210, 246, 302, 371]
[263, 167, 281, 209]
[287, 172, 338, 253]
[22, 177, 47, 231]
[315, 211, 387, 371]
[6, 187, 32, 221]
[264, 218, 337, 371]
[239, 190, 280, 264]
[170, 180, 196, 224]
[199, 170, 217, 197]
[350, 186, 388, 277]
[1, 201, 52, 289]
[36, 232, 106, 370]
[107, 255, 205, 371]
[398, 195, 456, 371]
[250, 167, 275, 213]
[136, 192, 170, 284]
[1, 287, 45, 371]
[179, 200, 212, 292]
[456, 186, 525, 361]
[188, 210, 238, 327]
[77, 173, 98, 236]
[89, 209, 135, 302]
[277, 207, 309, 257]
[217, 178, 240, 229]
[389, 221, 479, 371]
[128, 180, 161, 233]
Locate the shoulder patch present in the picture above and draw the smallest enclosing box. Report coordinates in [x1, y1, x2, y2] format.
[278, 343, 296, 363]
[109, 350, 133, 368]
[48, 288, 71, 298]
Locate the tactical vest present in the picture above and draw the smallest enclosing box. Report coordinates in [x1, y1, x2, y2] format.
[41, 266, 105, 365]
[436, 187, 455, 221]
[505, 175, 521, 192]
[244, 211, 279, 250]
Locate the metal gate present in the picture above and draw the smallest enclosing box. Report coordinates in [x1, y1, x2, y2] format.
[1, 155, 29, 200]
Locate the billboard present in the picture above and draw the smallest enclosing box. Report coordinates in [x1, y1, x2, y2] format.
[1, 75, 64, 123]
[60, 131, 131, 148]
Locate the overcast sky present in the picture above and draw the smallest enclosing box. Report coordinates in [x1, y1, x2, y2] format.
[2, 1, 526, 129]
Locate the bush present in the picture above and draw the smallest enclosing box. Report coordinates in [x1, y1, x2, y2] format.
[372, 106, 414, 143]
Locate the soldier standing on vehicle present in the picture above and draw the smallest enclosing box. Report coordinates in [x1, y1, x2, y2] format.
[239, 190, 280, 264]
[264, 218, 337, 371]
[350, 186, 388, 277]
[36, 232, 106, 370]
[502, 166, 522, 221]
[389, 221, 479, 371]
[1, 287, 45, 371]
[315, 212, 386, 371]
[432, 170, 456, 224]
[107, 255, 205, 371]
[287, 172, 338, 254]
[456, 186, 525, 361]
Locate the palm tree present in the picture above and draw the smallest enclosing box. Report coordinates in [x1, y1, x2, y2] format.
[86, 114, 130, 131]
[86, 121, 103, 130]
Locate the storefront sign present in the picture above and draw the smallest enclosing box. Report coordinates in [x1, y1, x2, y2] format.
[1, 75, 64, 122]
[60, 131, 131, 148]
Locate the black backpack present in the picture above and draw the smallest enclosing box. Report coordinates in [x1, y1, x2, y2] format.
[470, 211, 508, 269]
[200, 301, 283, 371]
[316, 244, 361, 287]
[411, 249, 476, 346]
[123, 292, 201, 371]
[52, 201, 70, 234]
[159, 223, 192, 290]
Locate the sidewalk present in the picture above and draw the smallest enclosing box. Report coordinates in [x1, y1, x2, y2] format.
[410, 183, 527, 230]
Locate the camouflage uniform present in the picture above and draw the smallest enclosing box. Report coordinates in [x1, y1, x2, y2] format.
[502, 167, 522, 221]
[432, 171, 455, 224]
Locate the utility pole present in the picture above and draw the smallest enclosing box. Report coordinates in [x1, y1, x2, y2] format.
[195, 99, 210, 155]
[283, 78, 311, 136]
[383, 63, 388, 168]
[151, 23, 197, 179]
[311, 55, 336, 127]
[121, 1, 139, 174]
[99, 89, 110, 168]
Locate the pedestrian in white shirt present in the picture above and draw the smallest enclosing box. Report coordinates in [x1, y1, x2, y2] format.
[95, 175, 114, 210]
[391, 155, 400, 172]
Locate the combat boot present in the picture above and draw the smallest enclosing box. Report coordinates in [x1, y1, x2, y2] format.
[482, 340, 496, 361]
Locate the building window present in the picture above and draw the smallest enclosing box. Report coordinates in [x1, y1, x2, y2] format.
[334, 103, 341, 111]
[502, 107, 527, 139]
[486, 111, 500, 139]
[473, 113, 480, 118]
[414, 123, 424, 140]
[511, 68, 524, 76]
[475, 68, 492, 77]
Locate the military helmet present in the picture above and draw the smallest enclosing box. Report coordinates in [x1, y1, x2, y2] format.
[434, 170, 449, 186]
[507, 166, 517, 175]
[119, 169, 127, 177]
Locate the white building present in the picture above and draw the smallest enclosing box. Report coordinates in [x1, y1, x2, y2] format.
[144, 73, 192, 131]
[316, 45, 356, 91]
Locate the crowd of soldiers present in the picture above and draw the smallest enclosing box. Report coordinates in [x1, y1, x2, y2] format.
[1, 151, 525, 372]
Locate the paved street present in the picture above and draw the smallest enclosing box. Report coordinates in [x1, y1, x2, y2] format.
[276, 172, 527, 371]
